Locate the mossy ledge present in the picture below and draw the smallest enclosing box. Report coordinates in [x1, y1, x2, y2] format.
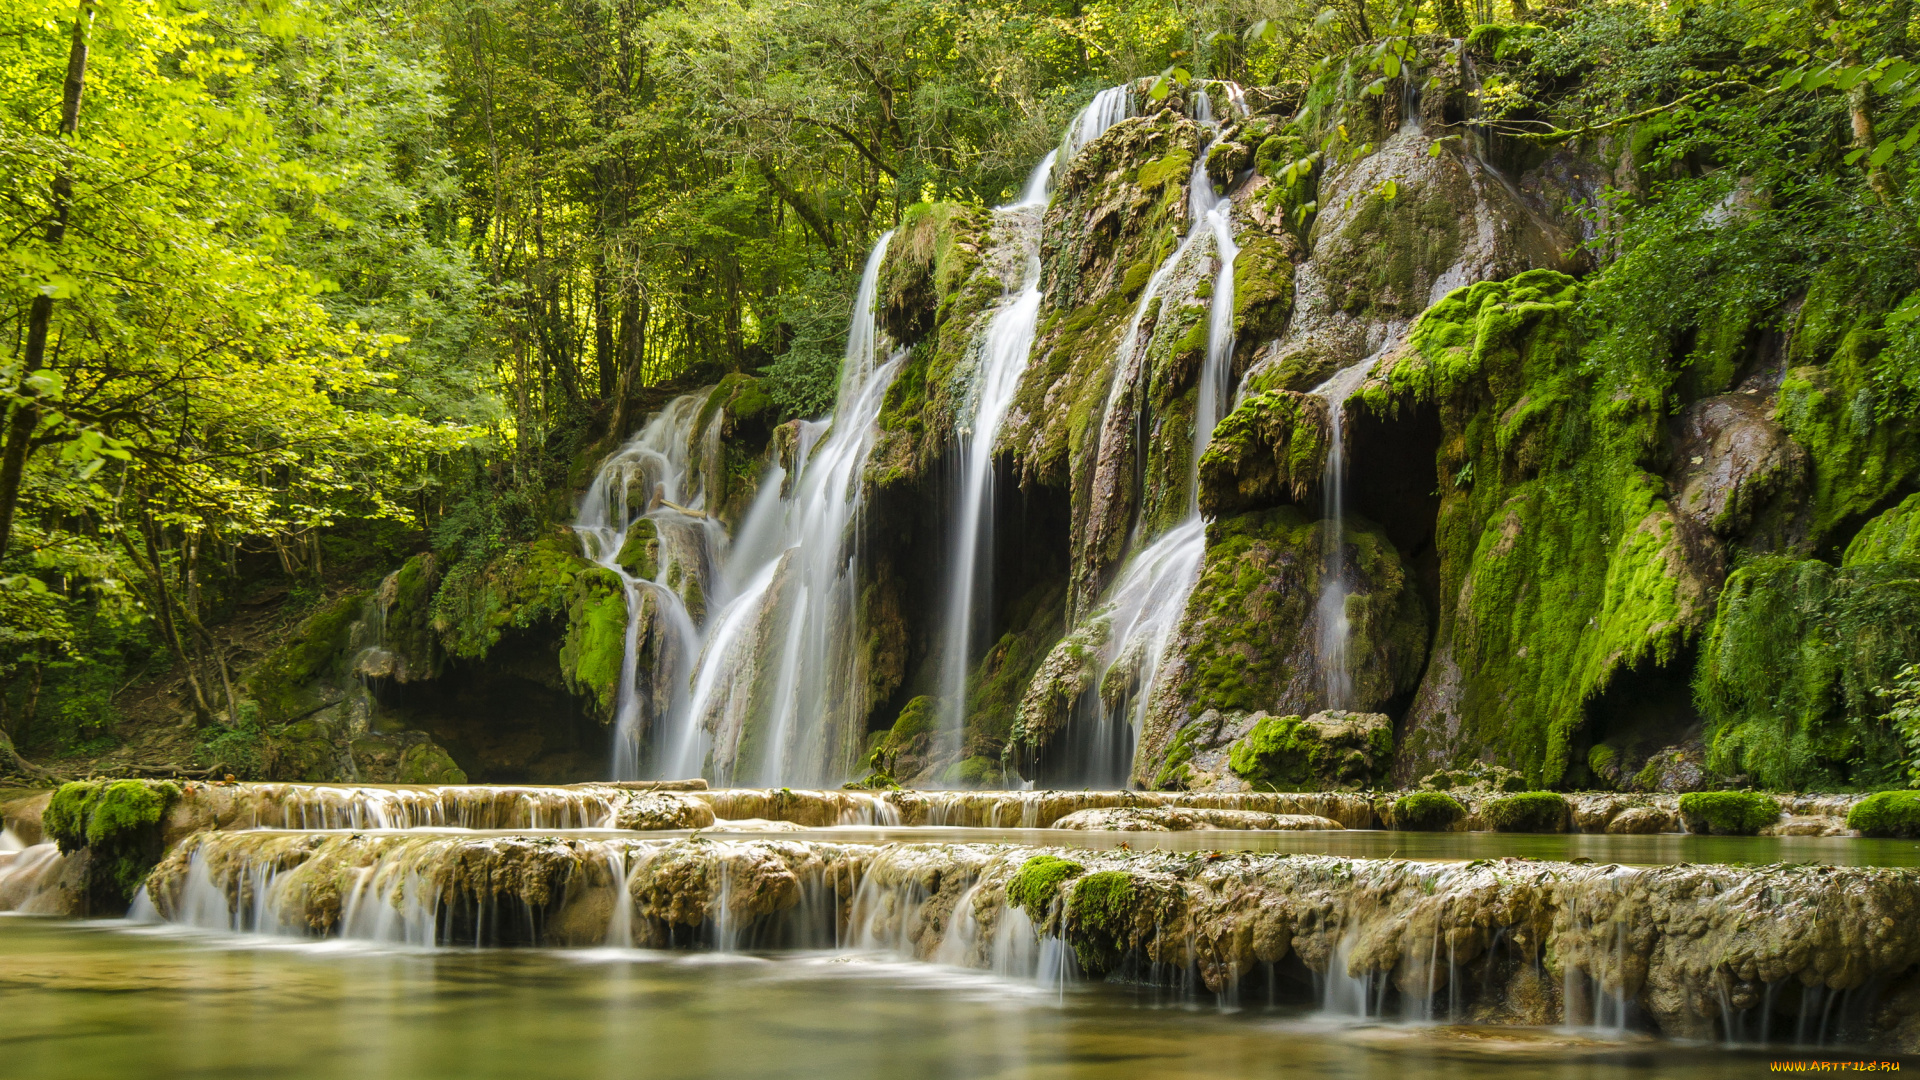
[44, 779, 181, 911]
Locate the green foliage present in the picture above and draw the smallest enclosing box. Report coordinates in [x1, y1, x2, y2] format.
[1847, 790, 1920, 838]
[1695, 557, 1920, 791]
[1678, 791, 1779, 836]
[1005, 854, 1084, 921]
[1389, 791, 1464, 831]
[1481, 791, 1568, 833]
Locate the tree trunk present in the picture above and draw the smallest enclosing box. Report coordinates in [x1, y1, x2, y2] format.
[0, 0, 91, 564]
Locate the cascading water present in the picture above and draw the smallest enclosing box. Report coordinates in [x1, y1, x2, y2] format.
[933, 89, 1130, 777]
[574, 395, 717, 778]
[664, 234, 900, 787]
[1309, 354, 1382, 710]
[1048, 84, 1244, 786]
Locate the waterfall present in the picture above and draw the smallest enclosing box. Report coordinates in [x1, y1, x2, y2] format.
[1051, 85, 1244, 786]
[1309, 354, 1383, 711]
[575, 394, 717, 779]
[931, 87, 1131, 779]
[661, 233, 900, 787]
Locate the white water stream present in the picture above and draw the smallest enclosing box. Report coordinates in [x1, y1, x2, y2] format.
[1052, 84, 1245, 785]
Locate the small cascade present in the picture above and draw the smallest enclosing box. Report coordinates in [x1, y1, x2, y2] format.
[1049, 84, 1245, 786]
[575, 394, 717, 778]
[1058, 86, 1133, 174]
[1309, 355, 1383, 710]
[123, 832, 1920, 1048]
[667, 233, 902, 787]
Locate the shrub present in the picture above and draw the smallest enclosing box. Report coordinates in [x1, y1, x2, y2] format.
[1482, 791, 1569, 833]
[1847, 791, 1920, 838]
[1006, 855, 1084, 921]
[1677, 791, 1779, 835]
[1389, 791, 1465, 831]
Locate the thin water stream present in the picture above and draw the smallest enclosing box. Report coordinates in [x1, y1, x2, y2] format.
[0, 918, 1792, 1080]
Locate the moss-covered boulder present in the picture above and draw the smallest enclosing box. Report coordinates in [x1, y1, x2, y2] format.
[249, 591, 367, 723]
[1677, 791, 1779, 835]
[43, 779, 180, 911]
[1006, 854, 1085, 923]
[1481, 791, 1569, 833]
[1848, 790, 1920, 838]
[1388, 791, 1466, 831]
[1196, 390, 1330, 518]
[1224, 711, 1391, 792]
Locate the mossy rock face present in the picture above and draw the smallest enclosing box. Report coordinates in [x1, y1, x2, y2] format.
[1006, 854, 1085, 923]
[1389, 791, 1465, 831]
[44, 779, 180, 911]
[1064, 870, 1139, 974]
[1847, 494, 1920, 565]
[1481, 791, 1569, 833]
[1132, 506, 1425, 787]
[557, 567, 632, 723]
[1694, 556, 1920, 791]
[1419, 764, 1528, 794]
[250, 592, 367, 723]
[1677, 791, 1779, 836]
[350, 732, 469, 784]
[616, 519, 660, 580]
[1369, 271, 1718, 787]
[862, 695, 936, 786]
[1226, 711, 1392, 792]
[1847, 791, 1920, 838]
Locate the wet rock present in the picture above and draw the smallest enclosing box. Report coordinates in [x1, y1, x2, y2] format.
[1668, 393, 1808, 546]
[1224, 711, 1393, 792]
[1049, 807, 1341, 831]
[1605, 806, 1676, 835]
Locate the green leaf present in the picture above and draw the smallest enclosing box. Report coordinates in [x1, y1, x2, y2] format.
[1870, 141, 1898, 168]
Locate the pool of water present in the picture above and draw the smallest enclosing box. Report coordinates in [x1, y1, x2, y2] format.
[0, 917, 1849, 1079]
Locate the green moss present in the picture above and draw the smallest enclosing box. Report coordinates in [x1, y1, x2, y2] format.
[616, 518, 659, 579]
[1389, 791, 1465, 831]
[249, 592, 366, 722]
[1320, 178, 1464, 319]
[1197, 390, 1329, 518]
[397, 742, 468, 784]
[1161, 508, 1424, 747]
[1361, 271, 1710, 786]
[1481, 791, 1569, 832]
[1006, 855, 1085, 921]
[1136, 148, 1194, 192]
[1846, 790, 1920, 837]
[1151, 724, 1201, 790]
[45, 779, 181, 906]
[1845, 494, 1920, 565]
[432, 533, 596, 661]
[1694, 556, 1920, 790]
[1227, 713, 1391, 792]
[1677, 791, 1779, 835]
[1064, 870, 1137, 972]
[557, 568, 630, 722]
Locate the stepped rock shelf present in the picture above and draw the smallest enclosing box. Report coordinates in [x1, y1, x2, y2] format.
[3, 781, 1918, 1052]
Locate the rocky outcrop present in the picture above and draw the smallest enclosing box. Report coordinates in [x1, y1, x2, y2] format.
[1050, 807, 1340, 831]
[1132, 511, 1426, 789]
[131, 831, 1920, 1048]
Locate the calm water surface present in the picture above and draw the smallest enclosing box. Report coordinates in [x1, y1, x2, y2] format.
[0, 917, 1864, 1080]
